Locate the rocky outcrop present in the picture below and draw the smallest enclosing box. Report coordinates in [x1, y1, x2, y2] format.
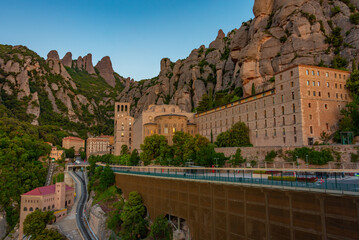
[26, 92, 40, 125]
[47, 50, 60, 60]
[0, 211, 7, 239]
[95, 56, 116, 87]
[61, 52, 72, 68]
[83, 54, 96, 74]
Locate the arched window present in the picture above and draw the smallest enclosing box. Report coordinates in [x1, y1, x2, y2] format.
[43, 207, 46, 211]
[68, 200, 71, 204]
[24, 207, 28, 211]
[35, 208, 39, 210]
[29, 207, 33, 212]
[52, 205, 55, 209]
[48, 206, 50, 210]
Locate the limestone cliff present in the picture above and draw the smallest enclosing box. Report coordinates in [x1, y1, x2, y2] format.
[1, 0, 358, 133]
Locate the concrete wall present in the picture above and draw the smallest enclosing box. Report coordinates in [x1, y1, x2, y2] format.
[115, 173, 359, 240]
[215, 145, 359, 168]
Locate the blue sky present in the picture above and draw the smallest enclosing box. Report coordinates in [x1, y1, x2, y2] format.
[1, 0, 254, 80]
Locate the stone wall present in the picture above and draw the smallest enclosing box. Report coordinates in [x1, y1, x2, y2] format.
[85, 192, 111, 240]
[216, 145, 359, 169]
[0, 211, 7, 239]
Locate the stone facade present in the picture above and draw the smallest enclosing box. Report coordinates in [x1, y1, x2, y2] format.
[50, 146, 64, 161]
[19, 183, 74, 239]
[196, 65, 351, 147]
[86, 135, 113, 158]
[62, 136, 85, 154]
[115, 65, 351, 151]
[114, 104, 197, 153]
[114, 103, 134, 155]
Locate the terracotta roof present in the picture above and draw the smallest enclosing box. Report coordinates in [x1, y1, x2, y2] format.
[63, 136, 84, 141]
[23, 184, 73, 196]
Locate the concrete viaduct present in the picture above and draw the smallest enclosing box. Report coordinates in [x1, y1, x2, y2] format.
[114, 167, 359, 240]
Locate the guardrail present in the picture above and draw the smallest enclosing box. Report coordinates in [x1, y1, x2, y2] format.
[100, 164, 359, 195]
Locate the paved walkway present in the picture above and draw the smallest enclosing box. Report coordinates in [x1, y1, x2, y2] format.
[53, 171, 82, 240]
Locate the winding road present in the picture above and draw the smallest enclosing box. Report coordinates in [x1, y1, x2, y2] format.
[71, 171, 96, 240]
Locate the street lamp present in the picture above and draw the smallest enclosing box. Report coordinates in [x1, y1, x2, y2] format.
[214, 158, 219, 168]
[306, 155, 308, 168]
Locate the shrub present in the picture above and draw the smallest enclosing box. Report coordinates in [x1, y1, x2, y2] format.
[301, 11, 316, 25]
[280, 36, 287, 43]
[265, 150, 277, 162]
[331, 6, 341, 16]
[350, 13, 359, 25]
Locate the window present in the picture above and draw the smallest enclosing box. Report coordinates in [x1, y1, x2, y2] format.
[306, 70, 309, 75]
[273, 97, 275, 104]
[291, 82, 294, 87]
[293, 115, 296, 124]
[310, 126, 313, 134]
[164, 128, 168, 134]
[255, 112, 257, 120]
[338, 104, 341, 110]
[246, 114, 249, 121]
[283, 128, 286, 135]
[274, 118, 276, 127]
[274, 129, 277, 136]
[308, 91, 310, 96]
[294, 127, 297, 134]
[280, 75, 282, 80]
[335, 73, 337, 78]
[294, 136, 297, 143]
[282, 117, 285, 125]
[345, 94, 347, 100]
[336, 93, 339, 99]
[292, 104, 295, 113]
[328, 92, 331, 98]
[317, 81, 320, 87]
[312, 70, 315, 76]
[265, 130, 268, 137]
[326, 123, 329, 131]
[255, 122, 258, 129]
[325, 104, 328, 109]
[281, 95, 284, 102]
[318, 91, 321, 97]
[312, 81, 315, 86]
[291, 71, 293, 77]
[313, 91, 316, 97]
[317, 71, 320, 76]
[264, 100, 266, 107]
[282, 106, 284, 115]
[273, 108, 276, 117]
[292, 92, 295, 100]
[280, 85, 283, 90]
[326, 72, 329, 77]
[24, 207, 28, 211]
[30, 207, 33, 212]
[339, 74, 342, 79]
[264, 110, 267, 118]
[308, 103, 311, 108]
[307, 80, 310, 86]
[340, 84, 342, 89]
[327, 82, 329, 87]
[335, 83, 338, 88]
[265, 120, 267, 128]
[309, 114, 312, 120]
[256, 131, 258, 138]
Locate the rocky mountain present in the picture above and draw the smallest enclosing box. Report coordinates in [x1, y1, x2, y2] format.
[0, 0, 358, 136]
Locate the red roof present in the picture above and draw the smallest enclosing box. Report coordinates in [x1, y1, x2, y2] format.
[63, 136, 84, 141]
[23, 184, 73, 196]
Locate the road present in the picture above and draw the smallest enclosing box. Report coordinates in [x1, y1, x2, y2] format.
[72, 171, 96, 240]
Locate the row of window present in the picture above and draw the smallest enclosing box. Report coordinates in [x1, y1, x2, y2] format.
[307, 90, 348, 100]
[306, 80, 346, 89]
[305, 69, 347, 79]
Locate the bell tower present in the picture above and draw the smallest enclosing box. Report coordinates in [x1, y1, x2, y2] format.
[114, 102, 134, 156]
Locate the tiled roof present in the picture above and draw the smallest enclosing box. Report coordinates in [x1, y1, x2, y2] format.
[63, 136, 84, 141]
[23, 184, 74, 196]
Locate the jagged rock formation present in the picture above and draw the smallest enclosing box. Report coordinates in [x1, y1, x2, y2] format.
[61, 52, 72, 68]
[0, 0, 358, 133]
[95, 56, 116, 87]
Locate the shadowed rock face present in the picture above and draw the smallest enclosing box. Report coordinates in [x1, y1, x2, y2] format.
[62, 52, 72, 68]
[95, 56, 116, 87]
[47, 50, 60, 60]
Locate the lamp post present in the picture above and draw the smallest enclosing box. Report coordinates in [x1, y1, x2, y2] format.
[214, 158, 219, 168]
[296, 155, 298, 168]
[306, 155, 308, 168]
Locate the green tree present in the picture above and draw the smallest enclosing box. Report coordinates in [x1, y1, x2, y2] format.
[197, 93, 211, 113]
[172, 131, 195, 163]
[251, 83, 256, 95]
[229, 148, 246, 167]
[79, 147, 86, 160]
[195, 144, 226, 167]
[120, 192, 148, 240]
[215, 122, 251, 147]
[140, 134, 169, 165]
[64, 147, 75, 158]
[121, 145, 130, 155]
[130, 149, 140, 166]
[347, 69, 359, 95]
[99, 165, 115, 191]
[33, 229, 65, 240]
[150, 215, 172, 240]
[23, 210, 55, 238]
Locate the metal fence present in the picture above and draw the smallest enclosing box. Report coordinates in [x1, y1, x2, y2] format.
[108, 166, 359, 194]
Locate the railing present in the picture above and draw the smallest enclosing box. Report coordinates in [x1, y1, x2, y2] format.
[100, 164, 359, 195]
